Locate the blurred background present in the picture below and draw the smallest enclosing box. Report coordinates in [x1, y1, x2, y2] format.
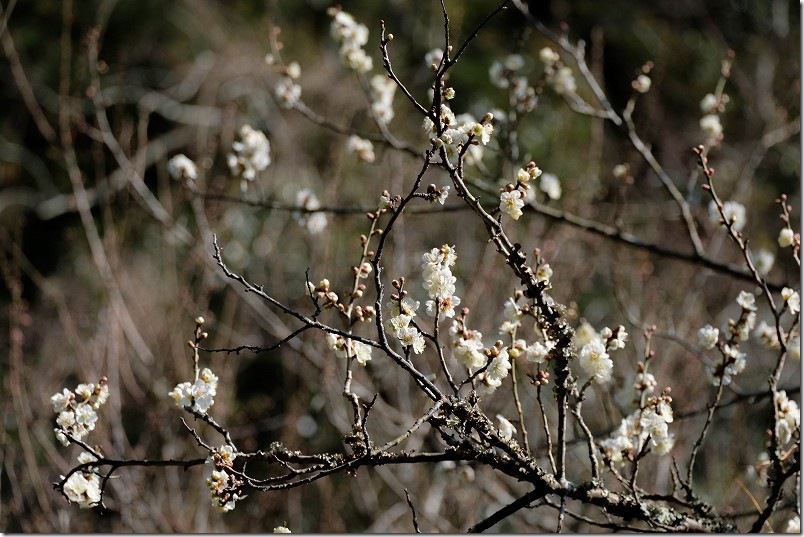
[0, 0, 799, 532]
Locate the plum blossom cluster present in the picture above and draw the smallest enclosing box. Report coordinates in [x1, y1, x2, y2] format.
[421, 244, 461, 320]
[266, 54, 303, 109]
[328, 7, 372, 73]
[489, 54, 537, 112]
[168, 367, 219, 414]
[449, 316, 487, 369]
[573, 322, 628, 384]
[369, 75, 397, 125]
[227, 125, 271, 194]
[326, 333, 373, 365]
[497, 297, 556, 365]
[774, 390, 800, 447]
[710, 343, 747, 386]
[477, 341, 512, 394]
[500, 162, 561, 221]
[425, 106, 494, 166]
[347, 135, 375, 163]
[293, 188, 328, 234]
[206, 445, 244, 512]
[387, 294, 426, 354]
[51, 378, 110, 447]
[599, 396, 675, 465]
[699, 91, 728, 146]
[540, 46, 577, 95]
[61, 452, 102, 509]
[730, 290, 758, 341]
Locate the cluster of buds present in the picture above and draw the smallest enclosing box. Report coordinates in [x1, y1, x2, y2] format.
[307, 278, 340, 309]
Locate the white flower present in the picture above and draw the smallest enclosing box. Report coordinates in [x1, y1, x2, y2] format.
[536, 263, 553, 283]
[708, 200, 746, 232]
[782, 287, 800, 315]
[736, 290, 757, 311]
[51, 389, 72, 413]
[778, 227, 795, 247]
[578, 341, 613, 383]
[273, 526, 292, 534]
[788, 336, 800, 360]
[539, 47, 560, 65]
[539, 173, 561, 200]
[275, 77, 302, 109]
[347, 135, 375, 163]
[370, 74, 397, 125]
[167, 154, 198, 181]
[698, 324, 719, 349]
[525, 340, 552, 364]
[500, 190, 525, 220]
[352, 340, 373, 366]
[496, 414, 517, 440]
[774, 390, 800, 445]
[487, 349, 512, 381]
[63, 472, 102, 509]
[785, 516, 800, 534]
[293, 189, 328, 234]
[548, 66, 577, 95]
[574, 321, 602, 349]
[700, 93, 719, 113]
[754, 248, 775, 276]
[755, 320, 780, 348]
[425, 48, 443, 69]
[453, 339, 486, 369]
[228, 125, 271, 182]
[700, 114, 723, 141]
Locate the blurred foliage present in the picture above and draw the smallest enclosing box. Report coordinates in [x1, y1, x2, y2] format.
[0, 0, 799, 532]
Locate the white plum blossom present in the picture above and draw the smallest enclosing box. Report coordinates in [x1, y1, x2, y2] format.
[710, 344, 746, 385]
[698, 324, 719, 349]
[547, 66, 577, 95]
[525, 340, 552, 364]
[754, 320, 779, 348]
[500, 190, 525, 220]
[753, 248, 775, 276]
[774, 390, 800, 446]
[347, 135, 375, 163]
[496, 414, 517, 440]
[425, 48, 444, 69]
[700, 114, 723, 142]
[227, 125, 271, 194]
[293, 188, 328, 234]
[169, 367, 218, 414]
[370, 74, 396, 125]
[421, 245, 461, 321]
[574, 321, 603, 349]
[708, 200, 746, 232]
[327, 333, 373, 365]
[700, 93, 719, 113]
[600, 399, 675, 465]
[449, 320, 486, 369]
[273, 526, 292, 534]
[167, 154, 198, 181]
[579, 341, 613, 384]
[778, 227, 795, 247]
[63, 471, 102, 509]
[539, 173, 561, 200]
[51, 379, 109, 446]
[736, 290, 757, 311]
[782, 287, 800, 315]
[329, 8, 372, 73]
[275, 77, 302, 109]
[539, 47, 560, 65]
